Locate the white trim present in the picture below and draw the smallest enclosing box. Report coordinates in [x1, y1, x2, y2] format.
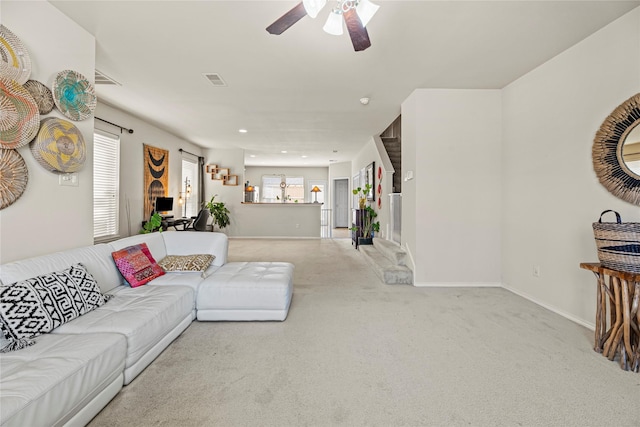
[229, 236, 322, 240]
[414, 282, 501, 288]
[502, 283, 595, 331]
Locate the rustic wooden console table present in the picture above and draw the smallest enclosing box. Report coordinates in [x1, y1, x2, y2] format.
[580, 263, 639, 372]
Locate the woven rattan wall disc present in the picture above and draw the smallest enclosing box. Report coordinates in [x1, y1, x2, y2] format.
[0, 77, 40, 149]
[592, 93, 640, 206]
[52, 70, 96, 121]
[30, 117, 86, 173]
[23, 80, 54, 115]
[0, 25, 31, 85]
[0, 148, 28, 210]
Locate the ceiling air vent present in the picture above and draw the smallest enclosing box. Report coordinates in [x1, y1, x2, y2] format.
[203, 73, 227, 87]
[94, 70, 121, 86]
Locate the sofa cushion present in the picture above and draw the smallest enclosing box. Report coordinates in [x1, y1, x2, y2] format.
[112, 243, 165, 288]
[0, 263, 108, 352]
[161, 231, 228, 266]
[0, 332, 126, 427]
[109, 233, 167, 273]
[0, 244, 122, 294]
[158, 254, 214, 273]
[198, 262, 294, 311]
[51, 285, 194, 370]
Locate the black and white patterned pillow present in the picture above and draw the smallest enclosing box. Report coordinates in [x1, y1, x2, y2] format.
[0, 263, 108, 352]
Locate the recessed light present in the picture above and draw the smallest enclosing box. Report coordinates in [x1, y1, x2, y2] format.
[301, 155, 308, 158]
[238, 129, 248, 133]
[360, 97, 370, 105]
[281, 150, 287, 154]
[249, 155, 256, 158]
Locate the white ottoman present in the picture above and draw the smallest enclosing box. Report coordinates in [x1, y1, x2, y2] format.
[196, 262, 294, 321]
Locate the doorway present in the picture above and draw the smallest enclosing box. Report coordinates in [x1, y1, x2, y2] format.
[334, 178, 349, 228]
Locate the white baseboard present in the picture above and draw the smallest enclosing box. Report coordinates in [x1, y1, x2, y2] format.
[502, 283, 595, 331]
[414, 282, 501, 288]
[228, 236, 321, 240]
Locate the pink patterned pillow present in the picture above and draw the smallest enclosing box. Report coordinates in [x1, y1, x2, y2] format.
[111, 243, 164, 288]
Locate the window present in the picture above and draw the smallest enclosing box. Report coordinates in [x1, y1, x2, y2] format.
[93, 130, 120, 241]
[261, 176, 304, 202]
[181, 158, 199, 217]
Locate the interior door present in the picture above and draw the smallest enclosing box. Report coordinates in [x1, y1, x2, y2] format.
[334, 179, 349, 228]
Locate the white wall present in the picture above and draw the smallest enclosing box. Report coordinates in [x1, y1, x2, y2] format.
[401, 96, 418, 273]
[203, 148, 245, 235]
[402, 89, 503, 286]
[0, 1, 95, 263]
[501, 8, 640, 327]
[95, 103, 204, 237]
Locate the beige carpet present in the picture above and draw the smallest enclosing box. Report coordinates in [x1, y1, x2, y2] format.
[89, 238, 640, 427]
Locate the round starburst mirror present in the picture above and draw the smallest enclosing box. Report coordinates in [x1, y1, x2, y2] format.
[592, 93, 640, 205]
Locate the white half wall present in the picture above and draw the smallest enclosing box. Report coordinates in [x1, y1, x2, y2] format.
[501, 7, 640, 327]
[402, 89, 502, 286]
[0, 1, 95, 263]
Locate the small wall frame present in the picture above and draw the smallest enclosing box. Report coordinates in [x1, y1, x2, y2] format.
[211, 168, 229, 180]
[223, 175, 238, 186]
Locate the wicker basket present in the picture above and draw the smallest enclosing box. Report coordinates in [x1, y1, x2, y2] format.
[593, 210, 640, 273]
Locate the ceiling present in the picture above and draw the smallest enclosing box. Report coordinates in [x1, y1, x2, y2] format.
[48, 0, 639, 167]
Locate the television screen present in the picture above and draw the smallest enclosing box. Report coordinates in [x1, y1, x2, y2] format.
[155, 197, 173, 213]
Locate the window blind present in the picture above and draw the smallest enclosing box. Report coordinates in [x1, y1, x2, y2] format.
[93, 130, 120, 240]
[181, 158, 199, 217]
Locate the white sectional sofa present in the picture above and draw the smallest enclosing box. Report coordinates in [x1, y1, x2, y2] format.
[0, 231, 294, 427]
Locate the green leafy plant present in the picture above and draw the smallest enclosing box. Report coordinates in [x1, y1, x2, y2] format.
[361, 205, 378, 239]
[352, 183, 372, 209]
[204, 195, 230, 230]
[141, 212, 163, 234]
[350, 205, 379, 239]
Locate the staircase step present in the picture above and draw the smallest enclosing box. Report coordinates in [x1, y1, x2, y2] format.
[359, 244, 413, 285]
[372, 237, 407, 266]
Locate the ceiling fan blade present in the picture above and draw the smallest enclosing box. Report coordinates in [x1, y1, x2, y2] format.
[343, 8, 371, 51]
[266, 2, 308, 35]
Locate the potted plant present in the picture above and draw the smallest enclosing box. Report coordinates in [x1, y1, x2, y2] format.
[352, 183, 372, 210]
[141, 212, 163, 234]
[204, 195, 230, 231]
[349, 205, 379, 246]
[358, 205, 379, 245]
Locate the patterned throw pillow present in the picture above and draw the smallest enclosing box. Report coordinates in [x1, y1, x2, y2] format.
[157, 254, 215, 272]
[111, 243, 164, 288]
[0, 263, 108, 352]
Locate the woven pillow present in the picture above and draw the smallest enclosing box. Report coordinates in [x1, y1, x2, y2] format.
[112, 243, 164, 288]
[0, 263, 108, 352]
[157, 254, 215, 272]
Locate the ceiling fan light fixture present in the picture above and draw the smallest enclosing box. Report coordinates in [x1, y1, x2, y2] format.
[323, 10, 344, 35]
[355, 0, 379, 27]
[303, 0, 327, 19]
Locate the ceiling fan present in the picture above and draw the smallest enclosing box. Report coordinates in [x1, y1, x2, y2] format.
[266, 0, 380, 52]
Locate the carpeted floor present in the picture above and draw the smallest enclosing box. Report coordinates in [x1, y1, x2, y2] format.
[89, 238, 640, 427]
